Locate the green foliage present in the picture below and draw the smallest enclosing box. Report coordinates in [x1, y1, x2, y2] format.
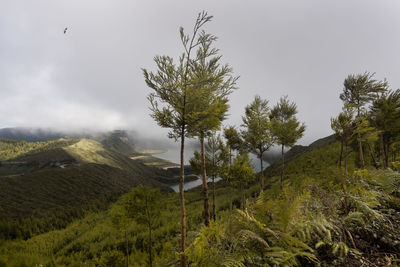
[241, 95, 274, 156]
[0, 138, 175, 240]
[330, 105, 355, 145]
[369, 89, 400, 136]
[224, 126, 244, 153]
[2, 135, 400, 266]
[270, 96, 305, 148]
[144, 11, 228, 141]
[185, 29, 237, 138]
[123, 186, 163, 266]
[340, 72, 388, 114]
[186, 222, 228, 266]
[205, 133, 224, 178]
[0, 182, 242, 266]
[230, 153, 255, 187]
[124, 186, 162, 229]
[369, 89, 400, 167]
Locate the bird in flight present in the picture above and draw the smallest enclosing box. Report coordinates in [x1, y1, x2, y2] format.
[64, 27, 68, 34]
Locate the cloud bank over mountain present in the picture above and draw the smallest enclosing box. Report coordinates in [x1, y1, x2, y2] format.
[1, 0, 399, 144]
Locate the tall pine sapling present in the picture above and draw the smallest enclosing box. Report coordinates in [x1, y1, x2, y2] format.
[189, 132, 224, 222]
[224, 125, 244, 165]
[186, 29, 238, 227]
[143, 11, 213, 266]
[270, 96, 305, 190]
[241, 95, 274, 193]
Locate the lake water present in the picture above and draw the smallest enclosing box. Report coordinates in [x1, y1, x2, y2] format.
[162, 149, 270, 192]
[155, 146, 270, 172]
[170, 176, 222, 192]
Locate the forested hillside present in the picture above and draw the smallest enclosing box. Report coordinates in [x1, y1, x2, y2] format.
[0, 137, 177, 242]
[0, 138, 77, 162]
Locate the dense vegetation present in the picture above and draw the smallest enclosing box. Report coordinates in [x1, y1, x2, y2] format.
[0, 179, 244, 266]
[1, 136, 400, 266]
[0, 138, 178, 242]
[0, 139, 77, 162]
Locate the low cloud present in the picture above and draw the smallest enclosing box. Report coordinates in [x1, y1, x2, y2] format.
[1, 0, 399, 145]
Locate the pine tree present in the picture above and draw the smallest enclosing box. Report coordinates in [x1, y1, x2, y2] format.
[143, 11, 214, 266]
[224, 126, 244, 165]
[340, 72, 388, 169]
[186, 30, 237, 227]
[369, 89, 400, 168]
[189, 132, 225, 222]
[270, 96, 305, 190]
[241, 95, 274, 193]
[330, 105, 355, 170]
[230, 153, 255, 210]
[217, 138, 235, 229]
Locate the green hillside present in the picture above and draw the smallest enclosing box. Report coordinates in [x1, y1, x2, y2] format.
[263, 134, 338, 178]
[1, 136, 399, 266]
[0, 138, 177, 241]
[0, 138, 77, 162]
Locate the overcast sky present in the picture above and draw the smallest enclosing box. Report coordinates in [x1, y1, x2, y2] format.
[1, 0, 400, 145]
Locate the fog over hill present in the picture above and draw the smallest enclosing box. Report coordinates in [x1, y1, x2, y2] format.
[1, 1, 400, 145]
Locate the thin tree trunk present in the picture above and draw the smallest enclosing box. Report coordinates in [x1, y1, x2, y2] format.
[125, 230, 129, 267]
[344, 143, 348, 173]
[240, 183, 245, 211]
[367, 142, 378, 169]
[229, 185, 233, 232]
[229, 148, 232, 166]
[339, 140, 343, 168]
[280, 144, 284, 190]
[259, 151, 264, 193]
[380, 134, 387, 168]
[358, 132, 365, 169]
[148, 225, 153, 267]
[357, 108, 365, 169]
[385, 143, 390, 168]
[200, 136, 210, 227]
[179, 131, 187, 267]
[212, 175, 216, 221]
[342, 184, 349, 216]
[228, 155, 233, 232]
